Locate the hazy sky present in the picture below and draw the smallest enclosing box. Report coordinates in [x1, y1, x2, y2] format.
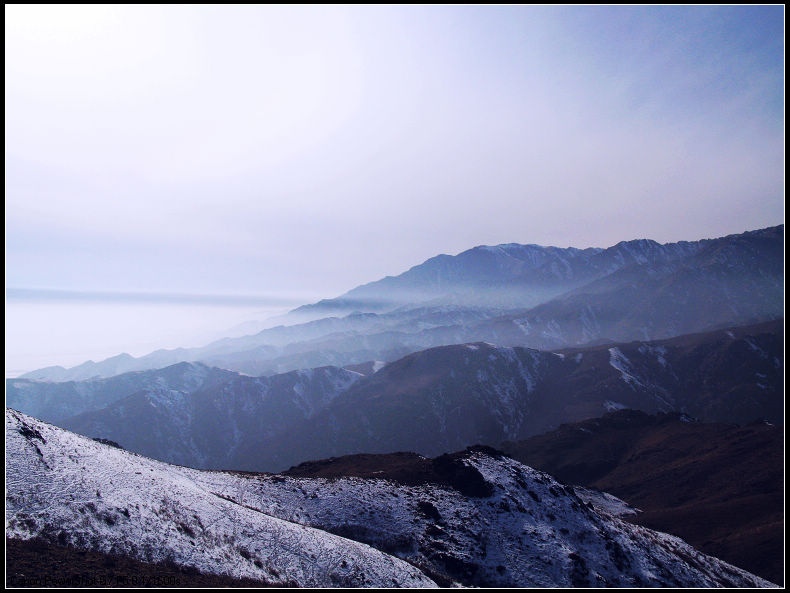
[6, 4, 785, 297]
[5, 6, 785, 372]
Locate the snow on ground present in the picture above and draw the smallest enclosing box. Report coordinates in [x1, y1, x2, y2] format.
[744, 337, 768, 358]
[5, 409, 434, 588]
[573, 486, 640, 517]
[6, 409, 775, 588]
[637, 343, 667, 367]
[603, 400, 628, 412]
[513, 317, 532, 336]
[608, 347, 644, 388]
[193, 454, 773, 587]
[607, 347, 674, 410]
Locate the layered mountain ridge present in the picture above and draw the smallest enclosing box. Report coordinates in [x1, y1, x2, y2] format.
[292, 235, 708, 315]
[10, 364, 362, 469]
[19, 225, 783, 382]
[9, 320, 782, 473]
[6, 224, 784, 588]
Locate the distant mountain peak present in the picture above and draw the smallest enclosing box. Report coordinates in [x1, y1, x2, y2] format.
[292, 226, 779, 317]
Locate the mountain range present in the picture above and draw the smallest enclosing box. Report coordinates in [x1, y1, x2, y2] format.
[6, 224, 784, 588]
[19, 225, 783, 382]
[9, 363, 361, 469]
[8, 319, 782, 473]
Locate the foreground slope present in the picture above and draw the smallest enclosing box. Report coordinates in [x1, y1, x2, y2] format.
[6, 409, 434, 588]
[5, 409, 775, 587]
[501, 410, 785, 584]
[6, 537, 281, 588]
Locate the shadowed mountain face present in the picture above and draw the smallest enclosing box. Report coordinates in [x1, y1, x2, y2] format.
[474, 225, 784, 349]
[6, 362, 236, 424]
[19, 225, 783, 382]
[236, 320, 781, 472]
[56, 365, 361, 469]
[8, 320, 782, 474]
[500, 410, 784, 585]
[5, 537, 284, 588]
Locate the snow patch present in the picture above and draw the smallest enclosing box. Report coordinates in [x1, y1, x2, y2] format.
[603, 400, 628, 412]
[573, 487, 640, 517]
[608, 348, 643, 388]
[513, 318, 532, 336]
[743, 338, 768, 358]
[637, 344, 667, 367]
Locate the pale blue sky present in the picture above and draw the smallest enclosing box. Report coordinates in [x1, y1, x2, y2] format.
[5, 5, 785, 371]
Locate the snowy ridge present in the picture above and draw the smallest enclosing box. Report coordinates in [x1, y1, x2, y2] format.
[197, 450, 772, 588]
[5, 409, 434, 588]
[13, 323, 782, 475]
[6, 410, 775, 588]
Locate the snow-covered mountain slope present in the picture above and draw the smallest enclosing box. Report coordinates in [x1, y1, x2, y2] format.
[7, 409, 773, 587]
[5, 409, 434, 588]
[57, 365, 361, 469]
[501, 409, 785, 584]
